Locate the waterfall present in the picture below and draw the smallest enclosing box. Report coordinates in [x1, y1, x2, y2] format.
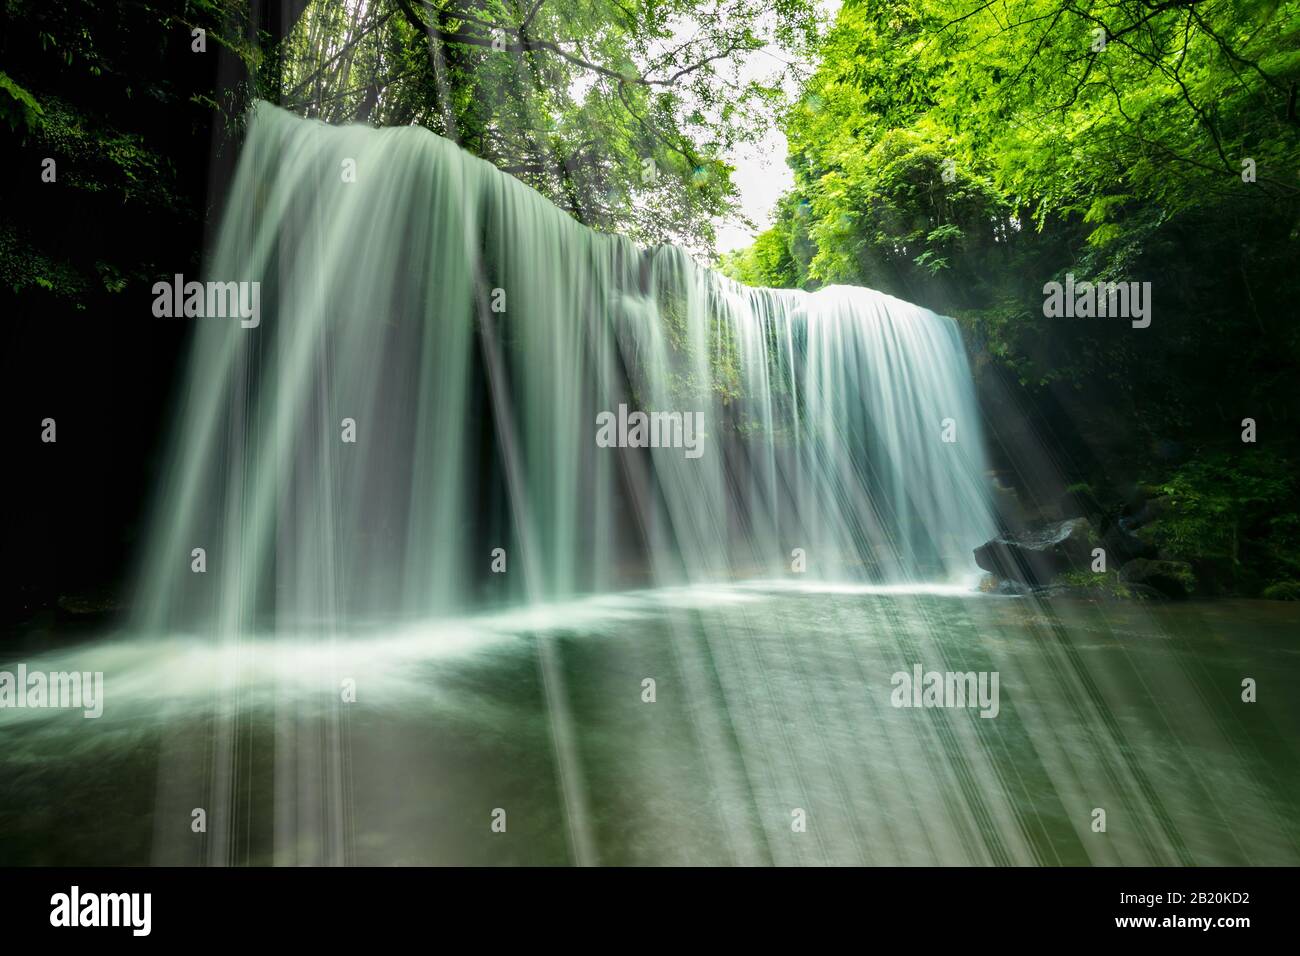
[134, 102, 994, 633]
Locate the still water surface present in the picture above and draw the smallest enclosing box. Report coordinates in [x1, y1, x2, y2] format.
[2, 585, 1296, 865]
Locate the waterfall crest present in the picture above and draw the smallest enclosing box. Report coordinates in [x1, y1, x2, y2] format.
[135, 102, 994, 632]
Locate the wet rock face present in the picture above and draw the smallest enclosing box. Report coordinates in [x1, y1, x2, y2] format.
[974, 518, 1201, 599]
[1100, 523, 1158, 564]
[1119, 495, 1171, 533]
[973, 518, 1095, 586]
[1119, 559, 1197, 599]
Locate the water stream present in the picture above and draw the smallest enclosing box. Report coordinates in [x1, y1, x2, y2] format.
[1, 104, 1295, 866]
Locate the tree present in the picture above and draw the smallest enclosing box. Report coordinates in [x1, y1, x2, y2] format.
[731, 0, 1300, 435]
[277, 0, 821, 251]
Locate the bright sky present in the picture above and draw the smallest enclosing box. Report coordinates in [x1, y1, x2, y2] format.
[714, 48, 798, 254]
[714, 3, 841, 255]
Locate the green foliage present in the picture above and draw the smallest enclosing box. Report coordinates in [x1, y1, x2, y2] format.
[0, 69, 42, 133]
[731, 3, 1300, 599]
[720, 0, 1300, 591]
[0, 221, 86, 299]
[1148, 453, 1290, 557]
[28, 97, 180, 207]
[1051, 569, 1148, 599]
[729, 0, 1300, 486]
[1262, 581, 1300, 600]
[0, 0, 259, 309]
[719, 219, 802, 287]
[278, 0, 820, 253]
[1140, 450, 1300, 590]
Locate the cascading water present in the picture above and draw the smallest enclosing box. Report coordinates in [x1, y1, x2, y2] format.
[6, 103, 1295, 870]
[134, 101, 994, 633]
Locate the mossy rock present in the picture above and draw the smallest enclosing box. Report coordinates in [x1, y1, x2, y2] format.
[973, 518, 1095, 586]
[1261, 581, 1300, 601]
[1118, 558, 1196, 599]
[1046, 570, 1157, 600]
[1057, 483, 1104, 522]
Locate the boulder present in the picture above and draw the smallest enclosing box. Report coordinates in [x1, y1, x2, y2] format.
[1099, 524, 1157, 565]
[1263, 581, 1300, 601]
[1055, 484, 1103, 524]
[978, 574, 1032, 596]
[973, 518, 1095, 586]
[1118, 558, 1196, 599]
[1118, 495, 1170, 533]
[1035, 580, 1164, 601]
